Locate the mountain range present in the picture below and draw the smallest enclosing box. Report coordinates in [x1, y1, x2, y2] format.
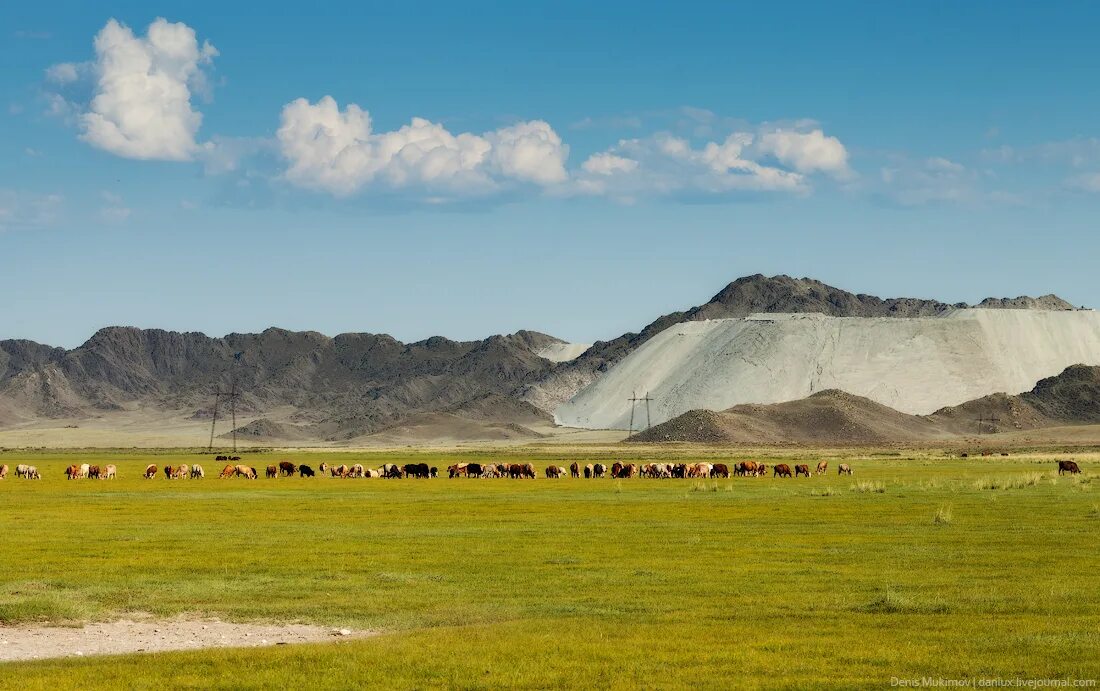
[0, 274, 1084, 444]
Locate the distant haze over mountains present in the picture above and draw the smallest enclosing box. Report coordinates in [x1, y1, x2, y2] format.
[0, 275, 1088, 443]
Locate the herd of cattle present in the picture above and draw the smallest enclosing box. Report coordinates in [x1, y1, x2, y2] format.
[0, 459, 1086, 481]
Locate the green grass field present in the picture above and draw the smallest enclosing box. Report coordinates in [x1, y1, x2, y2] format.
[1, 448, 1098, 689]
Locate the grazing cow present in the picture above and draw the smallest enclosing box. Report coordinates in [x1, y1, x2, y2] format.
[816, 461, 828, 475]
[467, 463, 483, 478]
[795, 464, 811, 478]
[349, 464, 365, 478]
[66, 464, 81, 480]
[144, 464, 158, 479]
[481, 463, 500, 478]
[190, 464, 203, 479]
[570, 462, 580, 478]
[545, 465, 562, 479]
[774, 464, 793, 478]
[15, 464, 29, 478]
[299, 464, 315, 477]
[176, 464, 189, 480]
[266, 465, 278, 479]
[584, 464, 593, 479]
[278, 461, 297, 477]
[612, 463, 637, 479]
[330, 464, 350, 478]
[219, 464, 235, 479]
[737, 461, 759, 477]
[164, 465, 173, 480]
[250, 467, 258, 479]
[0, 464, 7, 479]
[1058, 460, 1082, 475]
[755, 464, 767, 477]
[403, 463, 430, 479]
[233, 464, 255, 479]
[711, 463, 730, 479]
[449, 463, 468, 478]
[102, 464, 117, 479]
[25, 465, 41, 479]
[430, 467, 438, 478]
[363, 469, 381, 478]
[215, 455, 228, 462]
[382, 464, 402, 479]
[838, 463, 852, 475]
[593, 463, 607, 478]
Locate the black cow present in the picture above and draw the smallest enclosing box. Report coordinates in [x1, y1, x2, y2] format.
[467, 463, 483, 478]
[1058, 459, 1082, 475]
[299, 465, 315, 477]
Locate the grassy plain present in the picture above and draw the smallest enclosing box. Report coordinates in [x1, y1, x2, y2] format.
[0, 447, 1098, 689]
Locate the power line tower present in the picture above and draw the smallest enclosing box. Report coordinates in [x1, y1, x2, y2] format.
[974, 413, 1001, 435]
[627, 391, 654, 436]
[206, 352, 245, 453]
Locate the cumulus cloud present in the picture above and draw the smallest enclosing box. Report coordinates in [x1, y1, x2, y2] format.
[276, 96, 568, 196]
[581, 152, 638, 175]
[573, 129, 822, 202]
[48, 18, 217, 161]
[756, 129, 850, 177]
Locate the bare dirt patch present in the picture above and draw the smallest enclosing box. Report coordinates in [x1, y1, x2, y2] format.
[0, 615, 375, 663]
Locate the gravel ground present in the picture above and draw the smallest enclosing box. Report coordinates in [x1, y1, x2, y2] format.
[0, 615, 373, 663]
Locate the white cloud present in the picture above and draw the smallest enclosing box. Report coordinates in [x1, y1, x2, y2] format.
[573, 131, 810, 201]
[276, 96, 568, 196]
[45, 62, 81, 84]
[581, 152, 638, 175]
[0, 190, 63, 232]
[756, 129, 850, 177]
[486, 121, 568, 185]
[51, 18, 218, 161]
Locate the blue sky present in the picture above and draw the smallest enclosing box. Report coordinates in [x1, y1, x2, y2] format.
[3, 1, 1100, 348]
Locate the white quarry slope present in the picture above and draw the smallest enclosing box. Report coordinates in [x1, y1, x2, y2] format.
[554, 309, 1100, 430]
[536, 342, 592, 363]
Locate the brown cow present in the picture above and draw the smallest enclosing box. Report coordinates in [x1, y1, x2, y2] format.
[711, 463, 730, 478]
[219, 464, 235, 479]
[66, 464, 81, 480]
[613, 463, 637, 478]
[545, 465, 563, 479]
[163, 465, 173, 480]
[737, 461, 758, 477]
[611, 462, 624, 478]
[144, 464, 158, 479]
[774, 464, 793, 478]
[1058, 460, 1082, 475]
[278, 461, 297, 477]
[816, 461, 828, 475]
[795, 464, 811, 478]
[570, 462, 580, 478]
[266, 465, 278, 479]
[88, 465, 101, 479]
[448, 463, 468, 478]
[838, 463, 852, 475]
[756, 464, 768, 477]
[0, 464, 7, 479]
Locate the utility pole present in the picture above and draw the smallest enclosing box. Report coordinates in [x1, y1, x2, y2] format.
[205, 351, 245, 453]
[207, 391, 221, 452]
[627, 391, 655, 435]
[974, 413, 1001, 435]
